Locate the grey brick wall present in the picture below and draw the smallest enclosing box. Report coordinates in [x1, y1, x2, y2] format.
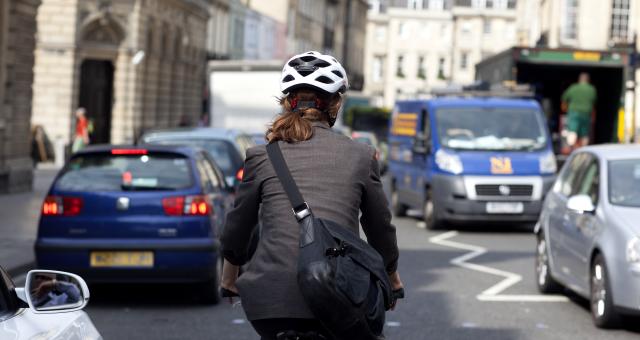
[0, 0, 40, 193]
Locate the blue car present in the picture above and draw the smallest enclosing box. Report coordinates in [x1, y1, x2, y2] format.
[139, 128, 256, 188]
[388, 97, 557, 229]
[35, 145, 233, 304]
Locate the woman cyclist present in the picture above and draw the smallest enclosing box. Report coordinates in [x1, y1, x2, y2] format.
[220, 51, 402, 340]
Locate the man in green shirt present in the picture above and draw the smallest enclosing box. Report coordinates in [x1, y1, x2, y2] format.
[561, 72, 597, 148]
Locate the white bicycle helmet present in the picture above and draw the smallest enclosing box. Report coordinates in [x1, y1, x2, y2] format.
[281, 51, 349, 95]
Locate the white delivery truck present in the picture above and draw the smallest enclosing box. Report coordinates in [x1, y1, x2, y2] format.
[208, 60, 283, 133]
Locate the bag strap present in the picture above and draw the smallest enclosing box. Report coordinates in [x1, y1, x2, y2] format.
[266, 142, 311, 221]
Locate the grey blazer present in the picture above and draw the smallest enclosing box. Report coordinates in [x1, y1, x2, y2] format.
[221, 121, 399, 321]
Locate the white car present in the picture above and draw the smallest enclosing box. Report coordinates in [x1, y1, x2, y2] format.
[0, 266, 101, 340]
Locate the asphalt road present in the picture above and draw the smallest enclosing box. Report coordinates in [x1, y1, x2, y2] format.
[81, 215, 640, 340]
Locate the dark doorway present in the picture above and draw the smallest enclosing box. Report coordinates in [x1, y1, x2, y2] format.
[79, 60, 114, 144]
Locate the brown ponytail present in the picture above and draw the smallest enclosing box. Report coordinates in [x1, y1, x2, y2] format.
[266, 89, 342, 143]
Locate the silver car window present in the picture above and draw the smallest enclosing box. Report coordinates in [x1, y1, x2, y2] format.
[554, 152, 591, 197]
[609, 159, 640, 207]
[575, 159, 599, 204]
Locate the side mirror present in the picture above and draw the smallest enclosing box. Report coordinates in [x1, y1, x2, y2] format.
[15, 270, 90, 313]
[567, 195, 595, 214]
[412, 133, 430, 155]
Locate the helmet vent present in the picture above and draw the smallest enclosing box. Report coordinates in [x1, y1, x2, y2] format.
[282, 75, 295, 82]
[315, 76, 334, 84]
[315, 61, 331, 68]
[297, 70, 314, 76]
[300, 56, 316, 62]
[288, 60, 300, 67]
[331, 70, 343, 78]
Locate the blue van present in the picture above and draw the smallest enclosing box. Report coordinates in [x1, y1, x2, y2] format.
[388, 97, 557, 229]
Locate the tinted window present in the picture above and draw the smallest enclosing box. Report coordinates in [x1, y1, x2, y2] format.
[609, 159, 640, 207]
[353, 137, 374, 146]
[553, 153, 591, 197]
[235, 136, 255, 159]
[55, 153, 193, 191]
[149, 139, 242, 176]
[435, 108, 548, 151]
[575, 158, 599, 204]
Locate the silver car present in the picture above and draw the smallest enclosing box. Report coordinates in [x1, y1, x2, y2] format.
[0, 267, 101, 339]
[535, 144, 640, 328]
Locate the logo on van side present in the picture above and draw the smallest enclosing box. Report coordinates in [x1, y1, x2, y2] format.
[391, 112, 418, 136]
[490, 157, 513, 174]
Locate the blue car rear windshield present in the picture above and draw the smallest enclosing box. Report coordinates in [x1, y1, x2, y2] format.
[55, 153, 193, 191]
[609, 159, 640, 207]
[435, 108, 548, 151]
[145, 139, 242, 176]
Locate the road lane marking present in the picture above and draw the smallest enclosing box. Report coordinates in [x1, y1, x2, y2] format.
[429, 231, 568, 303]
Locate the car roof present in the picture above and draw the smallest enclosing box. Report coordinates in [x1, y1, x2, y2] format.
[578, 144, 640, 161]
[140, 127, 248, 142]
[73, 144, 201, 157]
[397, 97, 540, 110]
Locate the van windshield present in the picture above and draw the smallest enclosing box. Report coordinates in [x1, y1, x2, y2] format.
[435, 108, 548, 151]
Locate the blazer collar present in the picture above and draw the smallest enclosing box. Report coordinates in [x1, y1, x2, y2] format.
[310, 121, 330, 129]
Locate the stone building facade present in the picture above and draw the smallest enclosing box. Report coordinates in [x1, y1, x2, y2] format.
[31, 0, 210, 147]
[364, 0, 518, 107]
[0, 0, 41, 193]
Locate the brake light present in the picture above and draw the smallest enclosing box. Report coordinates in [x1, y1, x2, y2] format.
[186, 196, 211, 215]
[236, 168, 244, 182]
[42, 196, 83, 216]
[111, 149, 148, 155]
[162, 195, 211, 216]
[162, 196, 185, 216]
[42, 197, 59, 215]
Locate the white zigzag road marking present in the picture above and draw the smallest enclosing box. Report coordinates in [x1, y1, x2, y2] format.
[429, 230, 569, 302]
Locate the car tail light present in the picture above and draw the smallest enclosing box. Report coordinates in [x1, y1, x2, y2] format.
[42, 196, 83, 216]
[162, 195, 211, 216]
[236, 168, 244, 182]
[111, 149, 148, 155]
[162, 196, 185, 216]
[186, 196, 211, 215]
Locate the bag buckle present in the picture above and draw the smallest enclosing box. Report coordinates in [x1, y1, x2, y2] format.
[292, 202, 311, 221]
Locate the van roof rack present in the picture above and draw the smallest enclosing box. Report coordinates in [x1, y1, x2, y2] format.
[431, 81, 535, 99]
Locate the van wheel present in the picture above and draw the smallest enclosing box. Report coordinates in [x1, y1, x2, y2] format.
[200, 255, 223, 305]
[391, 187, 407, 217]
[535, 233, 561, 294]
[591, 254, 619, 328]
[423, 190, 444, 230]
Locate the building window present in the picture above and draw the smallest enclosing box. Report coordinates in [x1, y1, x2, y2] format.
[494, 0, 510, 9]
[396, 55, 405, 78]
[561, 0, 578, 42]
[418, 55, 427, 79]
[372, 56, 384, 82]
[427, 0, 445, 10]
[610, 0, 630, 42]
[472, 0, 486, 9]
[375, 26, 386, 42]
[369, 0, 381, 13]
[408, 0, 422, 9]
[398, 23, 408, 38]
[460, 52, 468, 70]
[483, 19, 491, 34]
[438, 57, 446, 79]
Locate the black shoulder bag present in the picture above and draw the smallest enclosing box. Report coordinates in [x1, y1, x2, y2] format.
[266, 142, 394, 339]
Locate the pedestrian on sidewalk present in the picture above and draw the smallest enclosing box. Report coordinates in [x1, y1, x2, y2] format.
[220, 51, 403, 340]
[561, 72, 597, 150]
[71, 107, 90, 153]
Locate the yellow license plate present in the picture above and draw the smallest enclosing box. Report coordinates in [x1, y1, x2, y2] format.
[90, 251, 154, 267]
